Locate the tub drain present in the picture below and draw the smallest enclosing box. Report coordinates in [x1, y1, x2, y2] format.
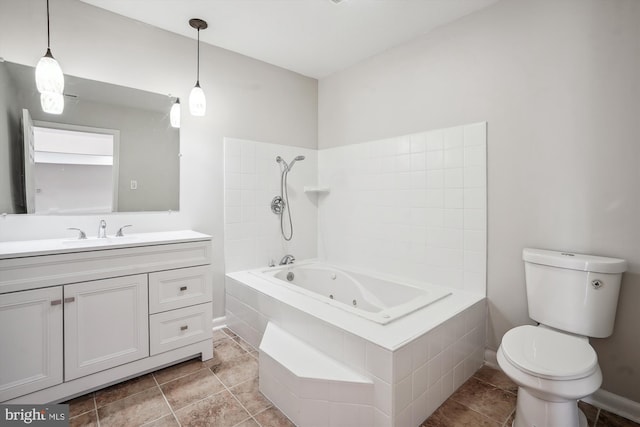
[286, 272, 294, 281]
[352, 299, 357, 306]
[329, 294, 334, 299]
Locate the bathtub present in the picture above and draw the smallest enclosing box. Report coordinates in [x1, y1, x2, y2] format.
[226, 261, 485, 426]
[251, 262, 451, 324]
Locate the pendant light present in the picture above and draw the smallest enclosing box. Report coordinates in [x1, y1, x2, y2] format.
[36, 0, 65, 115]
[170, 97, 181, 128]
[188, 18, 207, 117]
[40, 92, 64, 115]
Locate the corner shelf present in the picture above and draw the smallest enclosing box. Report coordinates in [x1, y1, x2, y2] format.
[303, 186, 330, 194]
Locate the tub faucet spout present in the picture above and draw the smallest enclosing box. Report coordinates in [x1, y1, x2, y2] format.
[98, 220, 107, 238]
[279, 254, 295, 265]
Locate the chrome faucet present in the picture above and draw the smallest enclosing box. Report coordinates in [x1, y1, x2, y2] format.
[279, 254, 295, 265]
[98, 220, 107, 238]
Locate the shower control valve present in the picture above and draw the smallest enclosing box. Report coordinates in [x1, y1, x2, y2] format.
[271, 196, 285, 214]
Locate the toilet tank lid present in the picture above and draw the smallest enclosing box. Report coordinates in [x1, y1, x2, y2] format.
[523, 248, 627, 274]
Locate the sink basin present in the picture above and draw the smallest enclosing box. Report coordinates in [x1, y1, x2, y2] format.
[62, 236, 140, 246]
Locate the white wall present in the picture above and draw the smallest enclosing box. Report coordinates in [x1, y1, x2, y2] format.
[318, 0, 640, 402]
[223, 138, 318, 272]
[0, 0, 317, 320]
[318, 123, 486, 296]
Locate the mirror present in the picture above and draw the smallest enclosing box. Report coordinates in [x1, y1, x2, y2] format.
[0, 60, 180, 215]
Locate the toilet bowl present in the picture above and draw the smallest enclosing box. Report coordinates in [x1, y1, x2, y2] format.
[497, 325, 602, 427]
[499, 248, 626, 427]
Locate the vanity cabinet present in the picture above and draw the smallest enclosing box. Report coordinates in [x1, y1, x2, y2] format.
[0, 287, 63, 402]
[64, 275, 149, 381]
[0, 231, 213, 404]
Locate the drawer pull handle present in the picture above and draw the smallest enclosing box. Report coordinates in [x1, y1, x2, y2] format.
[179, 286, 188, 291]
[51, 299, 62, 306]
[180, 325, 189, 331]
[64, 297, 75, 303]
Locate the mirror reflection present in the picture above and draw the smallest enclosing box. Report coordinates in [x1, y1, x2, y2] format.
[0, 61, 180, 215]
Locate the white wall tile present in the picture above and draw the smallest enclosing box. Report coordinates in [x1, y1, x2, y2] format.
[444, 127, 464, 149]
[366, 343, 393, 383]
[444, 168, 463, 188]
[299, 398, 329, 426]
[444, 148, 464, 168]
[412, 363, 428, 399]
[410, 134, 426, 153]
[393, 375, 413, 413]
[316, 123, 486, 291]
[425, 150, 444, 169]
[393, 344, 413, 383]
[224, 138, 317, 272]
[372, 377, 392, 416]
[373, 408, 392, 427]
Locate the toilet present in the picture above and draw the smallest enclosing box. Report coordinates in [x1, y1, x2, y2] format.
[497, 248, 627, 427]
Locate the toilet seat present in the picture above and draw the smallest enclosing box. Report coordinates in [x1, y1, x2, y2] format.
[501, 325, 598, 380]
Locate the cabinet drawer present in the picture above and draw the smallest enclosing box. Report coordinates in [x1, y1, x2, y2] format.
[150, 303, 212, 356]
[149, 266, 212, 314]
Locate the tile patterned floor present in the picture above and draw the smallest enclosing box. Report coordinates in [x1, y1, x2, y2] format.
[422, 365, 640, 427]
[65, 328, 294, 427]
[65, 329, 640, 427]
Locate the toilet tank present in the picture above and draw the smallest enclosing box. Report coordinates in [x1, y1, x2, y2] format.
[523, 248, 627, 338]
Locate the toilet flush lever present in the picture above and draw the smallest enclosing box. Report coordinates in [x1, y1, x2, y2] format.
[592, 279, 603, 289]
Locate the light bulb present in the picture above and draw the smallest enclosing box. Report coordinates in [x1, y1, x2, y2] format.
[189, 83, 206, 116]
[170, 99, 181, 128]
[35, 49, 64, 94]
[40, 92, 64, 114]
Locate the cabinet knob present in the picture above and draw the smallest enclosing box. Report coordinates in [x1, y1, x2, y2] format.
[64, 297, 75, 303]
[180, 325, 188, 331]
[179, 286, 188, 291]
[51, 299, 62, 306]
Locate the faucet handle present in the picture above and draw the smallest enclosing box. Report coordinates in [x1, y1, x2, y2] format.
[67, 228, 87, 240]
[116, 225, 133, 237]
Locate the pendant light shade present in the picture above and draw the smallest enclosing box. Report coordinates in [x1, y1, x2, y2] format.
[188, 18, 208, 116]
[40, 92, 64, 115]
[189, 84, 206, 117]
[170, 98, 181, 128]
[36, 49, 64, 95]
[36, 0, 64, 114]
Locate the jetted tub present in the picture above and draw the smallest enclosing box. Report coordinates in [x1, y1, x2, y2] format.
[251, 262, 451, 324]
[225, 261, 486, 426]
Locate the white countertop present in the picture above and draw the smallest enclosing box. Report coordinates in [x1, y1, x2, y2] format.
[0, 230, 211, 259]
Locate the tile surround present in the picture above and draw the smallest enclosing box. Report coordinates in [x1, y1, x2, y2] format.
[223, 138, 318, 273]
[225, 274, 487, 426]
[317, 122, 487, 294]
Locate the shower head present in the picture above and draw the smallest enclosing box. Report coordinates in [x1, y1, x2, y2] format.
[276, 155, 305, 172]
[288, 155, 306, 171]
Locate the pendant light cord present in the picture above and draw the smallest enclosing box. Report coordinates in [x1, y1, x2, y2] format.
[46, 0, 51, 49]
[196, 28, 200, 84]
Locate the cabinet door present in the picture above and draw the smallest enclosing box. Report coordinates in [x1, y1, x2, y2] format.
[0, 287, 63, 402]
[64, 275, 148, 381]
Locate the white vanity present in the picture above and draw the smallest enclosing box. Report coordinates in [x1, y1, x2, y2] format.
[0, 230, 213, 404]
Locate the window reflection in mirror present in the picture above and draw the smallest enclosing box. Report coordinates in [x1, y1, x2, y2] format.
[0, 60, 179, 215]
[33, 123, 118, 214]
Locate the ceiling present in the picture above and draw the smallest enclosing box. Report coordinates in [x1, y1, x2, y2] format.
[80, 0, 498, 79]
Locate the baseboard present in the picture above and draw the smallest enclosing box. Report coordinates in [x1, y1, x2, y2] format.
[583, 389, 640, 423]
[212, 316, 226, 330]
[484, 348, 640, 423]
